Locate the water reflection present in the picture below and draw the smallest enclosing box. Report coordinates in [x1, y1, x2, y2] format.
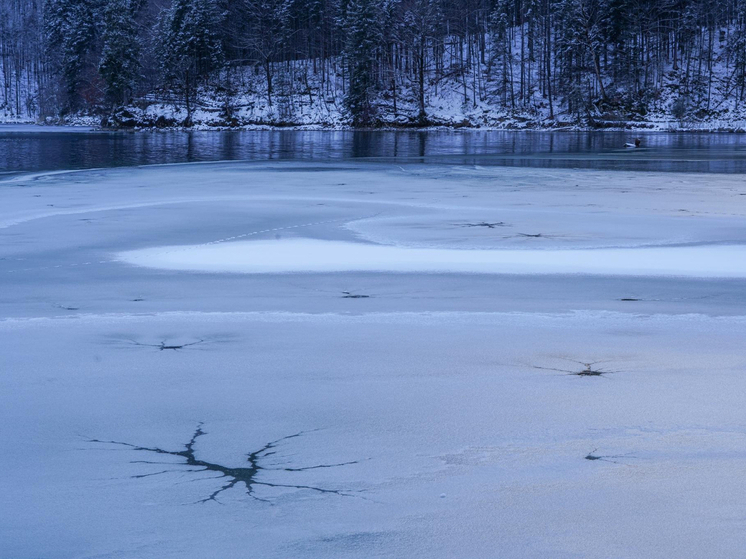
[1, 128, 746, 174]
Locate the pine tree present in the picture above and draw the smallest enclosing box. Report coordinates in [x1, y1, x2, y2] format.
[156, 0, 225, 123]
[44, 0, 100, 111]
[99, 0, 142, 107]
[344, 0, 382, 125]
[489, 0, 516, 109]
[401, 0, 443, 123]
[555, 0, 610, 119]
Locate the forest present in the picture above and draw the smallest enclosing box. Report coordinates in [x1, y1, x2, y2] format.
[2, 0, 746, 128]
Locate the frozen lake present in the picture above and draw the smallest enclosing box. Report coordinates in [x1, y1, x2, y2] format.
[2, 130, 746, 558]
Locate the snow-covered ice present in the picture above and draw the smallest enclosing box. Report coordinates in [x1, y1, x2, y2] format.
[0, 124, 97, 133]
[2, 160, 746, 558]
[120, 238, 746, 277]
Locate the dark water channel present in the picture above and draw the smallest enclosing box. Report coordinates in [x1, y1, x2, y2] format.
[2, 126, 746, 175]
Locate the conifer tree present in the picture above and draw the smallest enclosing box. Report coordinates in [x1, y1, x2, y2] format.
[99, 0, 142, 107]
[44, 0, 99, 111]
[344, 0, 382, 125]
[401, 0, 443, 123]
[156, 0, 225, 123]
[489, 0, 516, 109]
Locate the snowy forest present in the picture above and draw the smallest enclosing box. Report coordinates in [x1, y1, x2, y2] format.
[3, 0, 746, 128]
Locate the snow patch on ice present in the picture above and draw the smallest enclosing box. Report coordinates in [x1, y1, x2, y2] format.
[118, 238, 746, 278]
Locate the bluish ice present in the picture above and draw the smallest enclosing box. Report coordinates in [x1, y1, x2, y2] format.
[2, 151, 746, 558]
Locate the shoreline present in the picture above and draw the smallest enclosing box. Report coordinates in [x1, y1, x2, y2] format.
[0, 116, 746, 134]
[3, 120, 746, 134]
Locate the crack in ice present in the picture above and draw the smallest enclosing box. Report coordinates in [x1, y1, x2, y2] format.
[88, 424, 361, 504]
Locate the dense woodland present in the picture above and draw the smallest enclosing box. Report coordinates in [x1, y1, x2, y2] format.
[2, 0, 746, 127]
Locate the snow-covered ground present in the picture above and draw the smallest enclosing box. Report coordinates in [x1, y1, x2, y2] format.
[2, 160, 746, 557]
[7, 49, 746, 131]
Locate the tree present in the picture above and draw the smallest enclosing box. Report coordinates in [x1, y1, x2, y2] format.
[729, 0, 746, 105]
[238, 0, 292, 107]
[44, 0, 100, 111]
[558, 0, 609, 97]
[156, 0, 225, 123]
[489, 0, 516, 109]
[99, 0, 142, 107]
[344, 0, 382, 125]
[400, 0, 442, 123]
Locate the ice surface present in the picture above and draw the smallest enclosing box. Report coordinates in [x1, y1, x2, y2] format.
[2, 161, 746, 558]
[0, 124, 97, 133]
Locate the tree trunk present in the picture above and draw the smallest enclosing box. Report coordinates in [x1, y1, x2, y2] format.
[265, 60, 273, 106]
